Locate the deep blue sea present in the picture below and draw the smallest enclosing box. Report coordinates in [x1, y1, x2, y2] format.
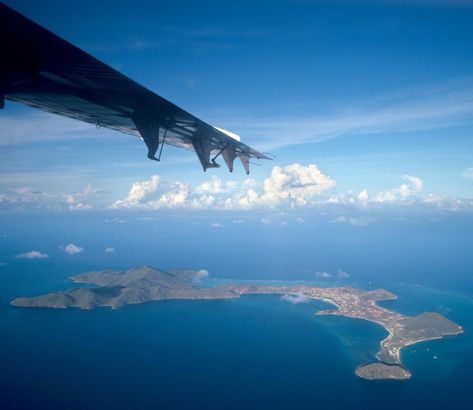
[1, 211, 472, 409]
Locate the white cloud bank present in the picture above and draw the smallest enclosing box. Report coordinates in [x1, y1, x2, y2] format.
[327, 174, 473, 211]
[112, 163, 335, 211]
[3, 164, 471, 213]
[0, 184, 97, 211]
[111, 165, 473, 212]
[64, 243, 84, 255]
[328, 175, 423, 207]
[15, 250, 48, 259]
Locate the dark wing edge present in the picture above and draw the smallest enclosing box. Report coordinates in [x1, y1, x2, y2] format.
[0, 3, 270, 174]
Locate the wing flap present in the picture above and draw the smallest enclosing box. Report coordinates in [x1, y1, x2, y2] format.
[0, 3, 270, 173]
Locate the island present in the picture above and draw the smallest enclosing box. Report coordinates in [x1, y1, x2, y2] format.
[355, 363, 411, 380]
[11, 266, 463, 380]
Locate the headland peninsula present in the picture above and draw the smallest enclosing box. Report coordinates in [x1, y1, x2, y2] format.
[11, 266, 463, 380]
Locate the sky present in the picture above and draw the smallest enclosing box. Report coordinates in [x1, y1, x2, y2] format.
[1, 0, 473, 215]
[3, 4, 473, 407]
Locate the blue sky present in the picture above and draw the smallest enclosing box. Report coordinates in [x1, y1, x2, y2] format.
[1, 0, 473, 213]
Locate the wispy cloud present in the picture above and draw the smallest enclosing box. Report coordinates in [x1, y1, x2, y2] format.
[463, 167, 473, 182]
[330, 215, 374, 226]
[15, 250, 49, 260]
[86, 35, 236, 55]
[0, 185, 97, 211]
[284, 0, 473, 9]
[314, 269, 350, 280]
[209, 77, 473, 151]
[87, 26, 311, 54]
[161, 26, 311, 40]
[0, 111, 113, 146]
[281, 294, 311, 304]
[86, 37, 169, 53]
[4, 77, 473, 156]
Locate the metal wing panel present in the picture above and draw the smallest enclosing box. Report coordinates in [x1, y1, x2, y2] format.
[0, 3, 269, 173]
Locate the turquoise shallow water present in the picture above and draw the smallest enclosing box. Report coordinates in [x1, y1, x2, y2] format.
[1, 271, 472, 410]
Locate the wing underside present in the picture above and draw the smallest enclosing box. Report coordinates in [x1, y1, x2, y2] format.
[0, 3, 270, 173]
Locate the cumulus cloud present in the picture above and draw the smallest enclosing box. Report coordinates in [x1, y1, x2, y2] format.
[66, 184, 97, 211]
[236, 164, 335, 210]
[152, 181, 190, 209]
[113, 175, 160, 208]
[324, 174, 473, 211]
[112, 163, 335, 211]
[102, 168, 473, 213]
[328, 175, 425, 207]
[232, 219, 245, 224]
[281, 293, 311, 304]
[194, 176, 237, 195]
[64, 243, 84, 255]
[374, 175, 423, 202]
[211, 222, 223, 228]
[105, 247, 115, 253]
[419, 194, 473, 211]
[15, 250, 48, 259]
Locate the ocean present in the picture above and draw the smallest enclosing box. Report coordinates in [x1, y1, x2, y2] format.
[1, 211, 472, 409]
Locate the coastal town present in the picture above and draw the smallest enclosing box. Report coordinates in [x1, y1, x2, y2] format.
[12, 267, 463, 380]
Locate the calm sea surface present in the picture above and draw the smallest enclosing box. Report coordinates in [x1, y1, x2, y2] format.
[1, 271, 472, 410]
[1, 213, 472, 409]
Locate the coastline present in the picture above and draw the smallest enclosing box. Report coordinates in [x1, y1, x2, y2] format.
[10, 267, 464, 380]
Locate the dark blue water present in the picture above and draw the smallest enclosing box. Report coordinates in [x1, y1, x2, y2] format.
[1, 274, 472, 409]
[1, 211, 472, 409]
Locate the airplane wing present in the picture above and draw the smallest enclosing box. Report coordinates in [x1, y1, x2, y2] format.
[0, 3, 270, 173]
